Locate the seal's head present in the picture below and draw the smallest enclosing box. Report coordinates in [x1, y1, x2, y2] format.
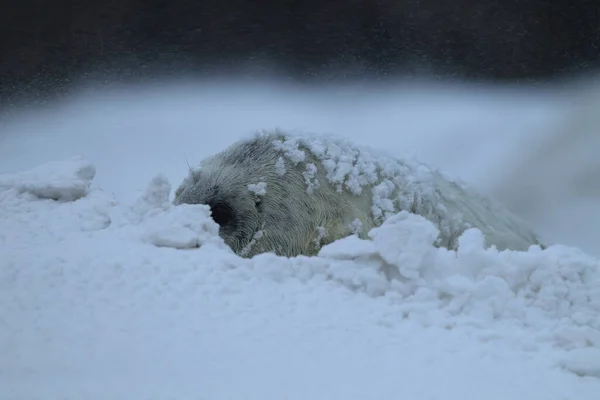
[175, 130, 545, 257]
[173, 166, 265, 255]
[173, 131, 376, 258]
[173, 135, 281, 255]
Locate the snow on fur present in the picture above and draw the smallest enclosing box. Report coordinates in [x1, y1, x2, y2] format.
[188, 129, 543, 253]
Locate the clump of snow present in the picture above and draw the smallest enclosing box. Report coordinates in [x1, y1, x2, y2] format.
[275, 156, 286, 176]
[127, 174, 173, 223]
[240, 228, 265, 257]
[348, 218, 363, 235]
[368, 211, 440, 280]
[271, 135, 306, 165]
[141, 203, 225, 250]
[128, 175, 227, 250]
[248, 182, 267, 196]
[371, 179, 399, 223]
[313, 226, 328, 247]
[302, 163, 319, 194]
[298, 133, 389, 195]
[0, 156, 96, 201]
[2, 157, 600, 399]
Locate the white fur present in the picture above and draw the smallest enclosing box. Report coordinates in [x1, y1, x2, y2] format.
[174, 129, 544, 257]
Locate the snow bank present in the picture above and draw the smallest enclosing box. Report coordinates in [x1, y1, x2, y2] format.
[0, 156, 95, 201]
[2, 158, 600, 399]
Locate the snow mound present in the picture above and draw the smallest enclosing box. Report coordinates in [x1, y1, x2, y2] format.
[241, 210, 599, 351]
[561, 348, 600, 378]
[0, 156, 96, 201]
[134, 175, 227, 250]
[2, 158, 600, 398]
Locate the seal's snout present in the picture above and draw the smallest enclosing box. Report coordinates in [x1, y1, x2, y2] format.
[173, 179, 236, 229]
[209, 202, 234, 227]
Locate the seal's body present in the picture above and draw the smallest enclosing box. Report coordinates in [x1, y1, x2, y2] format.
[174, 130, 544, 257]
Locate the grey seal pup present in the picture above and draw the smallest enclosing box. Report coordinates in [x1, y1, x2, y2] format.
[173, 129, 545, 257]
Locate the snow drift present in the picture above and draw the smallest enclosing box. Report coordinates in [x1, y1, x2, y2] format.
[2, 156, 599, 399]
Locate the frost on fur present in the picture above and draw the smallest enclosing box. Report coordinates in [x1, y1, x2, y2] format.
[302, 163, 320, 194]
[270, 131, 543, 253]
[349, 219, 364, 235]
[272, 137, 306, 165]
[314, 226, 329, 248]
[240, 229, 265, 257]
[275, 157, 286, 176]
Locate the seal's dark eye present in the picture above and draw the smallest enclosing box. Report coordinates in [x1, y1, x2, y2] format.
[210, 203, 233, 227]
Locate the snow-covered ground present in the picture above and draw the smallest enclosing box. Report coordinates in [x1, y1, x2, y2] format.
[1, 78, 600, 399]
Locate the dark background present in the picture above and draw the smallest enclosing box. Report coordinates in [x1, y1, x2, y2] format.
[2, 0, 600, 107]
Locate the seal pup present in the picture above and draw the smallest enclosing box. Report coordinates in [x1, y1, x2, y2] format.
[173, 129, 545, 257]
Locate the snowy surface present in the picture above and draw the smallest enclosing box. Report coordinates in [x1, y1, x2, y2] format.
[0, 156, 95, 201]
[1, 79, 600, 399]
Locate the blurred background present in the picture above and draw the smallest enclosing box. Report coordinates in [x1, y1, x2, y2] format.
[2, 0, 600, 107]
[1, 0, 599, 255]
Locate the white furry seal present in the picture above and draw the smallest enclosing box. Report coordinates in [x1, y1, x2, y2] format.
[173, 129, 545, 257]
